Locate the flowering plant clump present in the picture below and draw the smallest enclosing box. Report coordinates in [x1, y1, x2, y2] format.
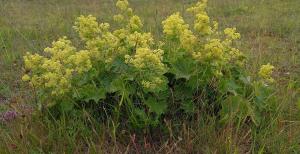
[23, 0, 276, 131]
[22, 37, 92, 97]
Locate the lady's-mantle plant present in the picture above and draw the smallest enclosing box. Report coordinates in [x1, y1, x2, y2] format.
[22, 0, 276, 131]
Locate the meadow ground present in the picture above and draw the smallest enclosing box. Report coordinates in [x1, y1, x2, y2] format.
[0, 0, 299, 153]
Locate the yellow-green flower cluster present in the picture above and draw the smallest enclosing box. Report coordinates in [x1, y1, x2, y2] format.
[162, 12, 189, 38]
[78, 15, 148, 65]
[44, 37, 76, 63]
[114, 0, 136, 25]
[203, 39, 226, 76]
[221, 28, 244, 66]
[89, 29, 152, 64]
[125, 48, 167, 91]
[190, 35, 245, 76]
[259, 63, 275, 83]
[128, 15, 143, 31]
[23, 37, 92, 96]
[23, 53, 46, 72]
[74, 15, 100, 41]
[127, 31, 153, 48]
[113, 14, 125, 23]
[179, 29, 197, 50]
[162, 12, 197, 50]
[194, 14, 211, 35]
[204, 39, 225, 61]
[85, 29, 120, 63]
[192, 39, 225, 63]
[227, 48, 245, 67]
[23, 54, 72, 95]
[116, 0, 133, 17]
[187, 0, 212, 35]
[224, 28, 240, 40]
[84, 0, 147, 64]
[125, 48, 165, 71]
[113, 28, 128, 40]
[162, 1, 246, 78]
[23, 53, 46, 87]
[67, 50, 92, 73]
[99, 23, 110, 33]
[116, 0, 129, 11]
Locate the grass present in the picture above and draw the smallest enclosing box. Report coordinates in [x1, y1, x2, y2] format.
[0, 0, 299, 153]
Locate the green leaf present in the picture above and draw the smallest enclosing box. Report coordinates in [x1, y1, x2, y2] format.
[226, 80, 240, 95]
[145, 97, 167, 116]
[254, 84, 271, 110]
[170, 57, 195, 80]
[111, 56, 129, 73]
[220, 95, 259, 125]
[220, 79, 241, 95]
[74, 84, 106, 102]
[109, 77, 125, 93]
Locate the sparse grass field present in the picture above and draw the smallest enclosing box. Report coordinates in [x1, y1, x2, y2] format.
[0, 0, 299, 153]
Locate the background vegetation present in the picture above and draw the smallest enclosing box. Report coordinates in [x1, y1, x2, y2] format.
[0, 0, 299, 153]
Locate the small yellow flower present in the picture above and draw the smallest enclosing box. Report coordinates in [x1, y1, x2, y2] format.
[127, 8, 133, 16]
[212, 21, 219, 31]
[224, 28, 240, 40]
[259, 63, 275, 83]
[128, 15, 143, 31]
[22, 74, 31, 81]
[99, 23, 110, 32]
[116, 0, 129, 11]
[113, 14, 124, 23]
[127, 32, 153, 48]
